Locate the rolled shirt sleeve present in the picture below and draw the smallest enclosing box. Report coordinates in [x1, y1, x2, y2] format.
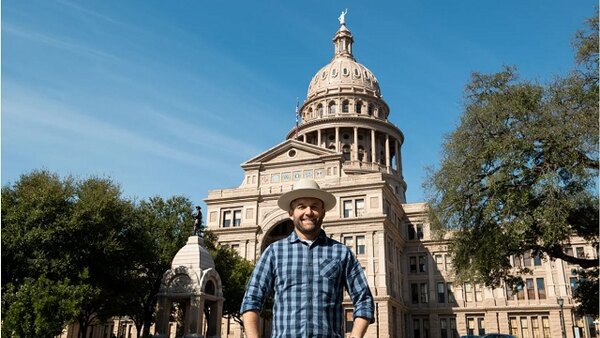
[240, 246, 275, 314]
[345, 251, 375, 323]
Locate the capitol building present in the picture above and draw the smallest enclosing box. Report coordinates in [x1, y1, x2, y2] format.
[203, 16, 597, 338]
[59, 15, 596, 338]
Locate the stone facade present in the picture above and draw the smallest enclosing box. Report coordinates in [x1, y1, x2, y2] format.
[205, 19, 598, 338]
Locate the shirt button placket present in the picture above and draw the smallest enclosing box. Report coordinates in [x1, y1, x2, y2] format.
[306, 243, 313, 337]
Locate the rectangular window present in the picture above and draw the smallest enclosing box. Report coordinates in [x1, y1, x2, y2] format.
[355, 199, 364, 216]
[345, 309, 353, 333]
[440, 319, 448, 338]
[435, 254, 444, 271]
[424, 319, 430, 338]
[465, 283, 473, 302]
[474, 284, 483, 301]
[533, 252, 542, 266]
[437, 282, 446, 303]
[536, 278, 546, 299]
[356, 236, 365, 255]
[570, 276, 578, 292]
[343, 200, 353, 218]
[416, 223, 424, 239]
[414, 319, 421, 338]
[419, 255, 427, 272]
[576, 247, 585, 258]
[532, 318, 540, 338]
[411, 283, 419, 304]
[517, 285, 525, 300]
[565, 247, 574, 265]
[408, 223, 416, 240]
[506, 283, 515, 300]
[477, 318, 485, 335]
[521, 317, 530, 338]
[526, 278, 535, 299]
[509, 317, 519, 337]
[344, 236, 354, 252]
[445, 254, 452, 271]
[420, 283, 428, 303]
[513, 255, 522, 268]
[222, 208, 242, 228]
[409, 256, 417, 273]
[523, 251, 532, 266]
[467, 318, 475, 335]
[233, 210, 242, 226]
[447, 283, 455, 303]
[342, 198, 364, 218]
[222, 210, 232, 227]
[542, 317, 550, 338]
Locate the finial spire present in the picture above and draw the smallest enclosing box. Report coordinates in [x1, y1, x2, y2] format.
[338, 8, 348, 25]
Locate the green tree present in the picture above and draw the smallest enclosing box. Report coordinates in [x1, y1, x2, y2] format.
[123, 196, 193, 338]
[204, 231, 254, 326]
[425, 13, 598, 315]
[1, 170, 142, 338]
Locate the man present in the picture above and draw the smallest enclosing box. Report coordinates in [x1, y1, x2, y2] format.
[240, 179, 374, 338]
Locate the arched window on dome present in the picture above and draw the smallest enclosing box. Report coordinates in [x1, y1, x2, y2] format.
[342, 100, 349, 113]
[355, 101, 363, 114]
[308, 107, 313, 119]
[368, 104, 374, 116]
[317, 104, 324, 117]
[328, 102, 336, 115]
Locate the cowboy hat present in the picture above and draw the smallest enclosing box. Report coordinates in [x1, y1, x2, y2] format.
[277, 179, 337, 211]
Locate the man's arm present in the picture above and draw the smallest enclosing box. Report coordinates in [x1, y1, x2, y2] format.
[349, 316, 370, 338]
[242, 310, 261, 338]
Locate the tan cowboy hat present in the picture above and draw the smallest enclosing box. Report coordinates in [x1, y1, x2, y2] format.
[277, 179, 337, 211]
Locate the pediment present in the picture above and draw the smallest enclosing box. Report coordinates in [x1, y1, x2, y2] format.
[242, 139, 339, 168]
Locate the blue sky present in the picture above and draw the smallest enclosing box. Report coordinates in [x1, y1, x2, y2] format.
[2, 1, 596, 208]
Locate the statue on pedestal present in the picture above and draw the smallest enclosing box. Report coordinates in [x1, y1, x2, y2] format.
[193, 206, 204, 236]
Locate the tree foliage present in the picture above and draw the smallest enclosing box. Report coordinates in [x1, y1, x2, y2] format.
[1, 170, 141, 338]
[425, 13, 598, 315]
[124, 196, 194, 338]
[204, 231, 254, 326]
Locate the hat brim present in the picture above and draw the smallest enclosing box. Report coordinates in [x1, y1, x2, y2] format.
[277, 188, 337, 211]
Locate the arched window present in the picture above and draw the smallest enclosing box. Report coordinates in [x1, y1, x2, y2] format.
[368, 104, 374, 116]
[328, 102, 337, 114]
[308, 107, 313, 118]
[342, 100, 349, 113]
[317, 104, 324, 117]
[355, 101, 363, 114]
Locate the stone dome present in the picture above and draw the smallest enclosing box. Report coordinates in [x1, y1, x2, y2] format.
[306, 24, 381, 100]
[171, 235, 215, 271]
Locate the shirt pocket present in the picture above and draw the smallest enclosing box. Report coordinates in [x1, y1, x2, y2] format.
[319, 258, 341, 280]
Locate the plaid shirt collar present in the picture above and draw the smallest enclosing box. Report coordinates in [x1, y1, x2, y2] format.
[287, 228, 328, 245]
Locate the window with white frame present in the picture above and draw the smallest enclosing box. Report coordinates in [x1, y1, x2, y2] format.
[221, 208, 242, 228]
[343, 235, 366, 255]
[342, 198, 365, 218]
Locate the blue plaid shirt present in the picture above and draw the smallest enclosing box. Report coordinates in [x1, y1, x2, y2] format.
[240, 230, 374, 337]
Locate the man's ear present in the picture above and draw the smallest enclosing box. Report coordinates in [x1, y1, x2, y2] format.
[288, 210, 294, 219]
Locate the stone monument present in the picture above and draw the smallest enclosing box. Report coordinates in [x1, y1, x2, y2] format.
[153, 236, 224, 338]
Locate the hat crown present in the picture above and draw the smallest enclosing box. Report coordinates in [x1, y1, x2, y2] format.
[293, 179, 322, 190]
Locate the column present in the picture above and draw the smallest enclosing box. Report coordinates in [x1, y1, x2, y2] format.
[317, 129, 322, 147]
[335, 127, 340, 152]
[353, 127, 358, 161]
[154, 296, 171, 338]
[395, 139, 400, 174]
[371, 129, 376, 164]
[302, 134, 307, 142]
[385, 134, 390, 173]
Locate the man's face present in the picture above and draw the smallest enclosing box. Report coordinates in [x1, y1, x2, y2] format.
[289, 197, 325, 241]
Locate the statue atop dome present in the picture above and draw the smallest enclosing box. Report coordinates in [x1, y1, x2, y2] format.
[338, 8, 348, 25]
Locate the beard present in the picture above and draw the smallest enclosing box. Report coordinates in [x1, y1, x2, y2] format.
[292, 215, 323, 240]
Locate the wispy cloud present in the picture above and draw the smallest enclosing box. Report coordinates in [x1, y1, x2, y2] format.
[3, 84, 233, 171]
[3, 23, 122, 62]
